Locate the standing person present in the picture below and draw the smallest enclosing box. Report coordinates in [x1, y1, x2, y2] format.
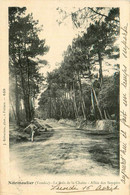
[30, 120, 37, 142]
[24, 120, 38, 142]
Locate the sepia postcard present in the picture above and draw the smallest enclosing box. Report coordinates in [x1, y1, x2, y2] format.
[0, 0, 130, 194]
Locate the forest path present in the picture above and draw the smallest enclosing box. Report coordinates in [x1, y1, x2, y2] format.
[10, 121, 119, 176]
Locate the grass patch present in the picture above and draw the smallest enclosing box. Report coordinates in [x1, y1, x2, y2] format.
[88, 133, 119, 170]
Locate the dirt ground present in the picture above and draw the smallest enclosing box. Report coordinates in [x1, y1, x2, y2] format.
[9, 119, 119, 176]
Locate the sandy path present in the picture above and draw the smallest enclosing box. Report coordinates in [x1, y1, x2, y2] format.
[10, 121, 118, 176]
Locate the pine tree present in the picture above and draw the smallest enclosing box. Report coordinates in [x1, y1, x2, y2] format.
[9, 7, 49, 123]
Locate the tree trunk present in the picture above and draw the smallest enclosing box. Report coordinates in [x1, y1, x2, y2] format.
[91, 88, 96, 120]
[18, 51, 32, 122]
[26, 56, 34, 120]
[78, 72, 86, 120]
[72, 82, 78, 119]
[23, 95, 32, 122]
[9, 96, 16, 121]
[104, 109, 108, 119]
[106, 109, 111, 119]
[49, 96, 52, 118]
[15, 72, 20, 125]
[13, 53, 20, 125]
[92, 88, 103, 119]
[98, 52, 103, 86]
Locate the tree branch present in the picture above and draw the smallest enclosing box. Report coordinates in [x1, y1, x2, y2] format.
[88, 8, 120, 23]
